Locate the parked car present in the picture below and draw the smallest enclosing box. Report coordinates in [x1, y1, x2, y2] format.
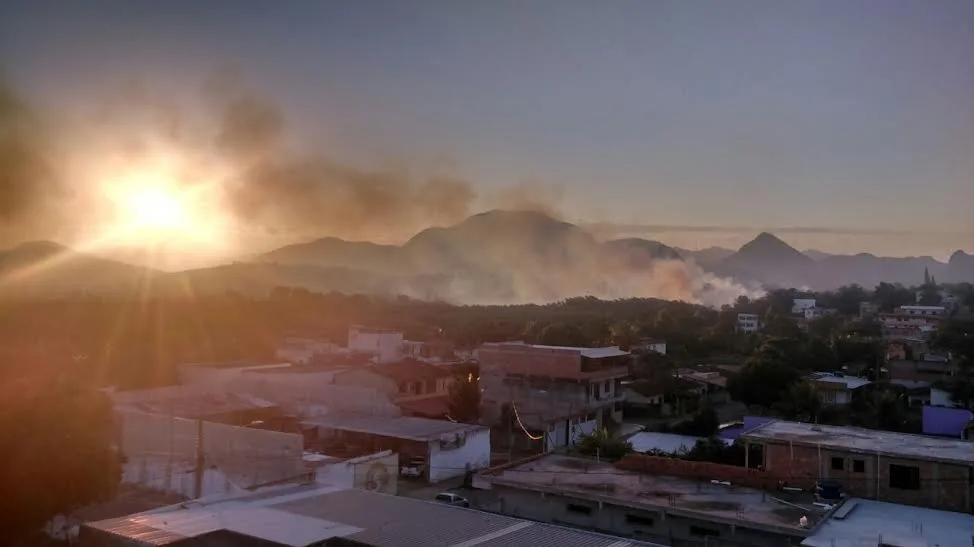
[400, 457, 426, 478]
[433, 492, 470, 507]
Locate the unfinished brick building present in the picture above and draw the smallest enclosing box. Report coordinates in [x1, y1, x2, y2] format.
[741, 420, 974, 512]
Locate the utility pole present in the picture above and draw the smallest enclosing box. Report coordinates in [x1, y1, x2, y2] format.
[193, 418, 204, 499]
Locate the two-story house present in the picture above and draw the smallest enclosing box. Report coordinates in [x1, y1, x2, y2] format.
[476, 342, 630, 450]
[332, 360, 456, 419]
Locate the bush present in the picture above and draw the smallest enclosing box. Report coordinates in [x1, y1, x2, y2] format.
[577, 428, 633, 459]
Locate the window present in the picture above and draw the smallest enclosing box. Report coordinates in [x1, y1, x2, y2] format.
[889, 464, 920, 490]
[566, 503, 592, 515]
[853, 459, 865, 473]
[831, 457, 844, 471]
[689, 526, 719, 538]
[625, 514, 654, 527]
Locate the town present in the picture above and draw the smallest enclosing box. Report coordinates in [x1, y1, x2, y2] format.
[4, 275, 970, 547]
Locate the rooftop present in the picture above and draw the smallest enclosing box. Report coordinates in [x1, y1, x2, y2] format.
[806, 372, 872, 390]
[180, 360, 290, 370]
[303, 413, 486, 442]
[741, 420, 974, 465]
[802, 498, 974, 547]
[247, 363, 352, 374]
[83, 484, 660, 547]
[481, 342, 630, 359]
[479, 454, 826, 534]
[112, 385, 279, 419]
[370, 360, 453, 382]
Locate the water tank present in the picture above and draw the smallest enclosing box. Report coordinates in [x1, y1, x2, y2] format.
[817, 480, 843, 501]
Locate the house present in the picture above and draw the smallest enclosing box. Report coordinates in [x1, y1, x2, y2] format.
[477, 342, 629, 450]
[802, 497, 974, 547]
[302, 414, 490, 483]
[332, 360, 456, 419]
[178, 360, 292, 386]
[79, 483, 659, 547]
[737, 313, 760, 333]
[110, 384, 288, 428]
[740, 419, 974, 512]
[622, 377, 706, 418]
[805, 372, 871, 405]
[474, 454, 827, 546]
[792, 298, 817, 315]
[921, 406, 973, 439]
[633, 338, 667, 355]
[887, 355, 955, 384]
[858, 302, 880, 319]
[348, 325, 404, 364]
[275, 336, 340, 364]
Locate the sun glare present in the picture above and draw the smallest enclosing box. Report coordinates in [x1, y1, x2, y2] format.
[121, 185, 189, 230]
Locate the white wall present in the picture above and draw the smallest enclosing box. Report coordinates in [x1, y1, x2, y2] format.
[428, 428, 490, 483]
[792, 299, 817, 314]
[348, 326, 404, 364]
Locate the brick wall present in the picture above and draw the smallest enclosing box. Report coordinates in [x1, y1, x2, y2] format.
[616, 454, 788, 490]
[763, 442, 972, 512]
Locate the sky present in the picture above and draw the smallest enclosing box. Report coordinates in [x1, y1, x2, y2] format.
[1, 0, 972, 260]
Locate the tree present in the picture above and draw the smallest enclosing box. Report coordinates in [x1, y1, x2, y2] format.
[672, 406, 719, 437]
[0, 372, 121, 541]
[772, 381, 822, 422]
[447, 371, 482, 423]
[577, 427, 632, 459]
[874, 282, 913, 312]
[727, 341, 801, 408]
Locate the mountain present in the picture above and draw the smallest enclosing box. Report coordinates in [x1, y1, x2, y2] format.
[717, 233, 816, 288]
[675, 246, 735, 269]
[814, 253, 944, 288]
[255, 237, 401, 272]
[0, 241, 156, 296]
[944, 251, 974, 283]
[601, 238, 682, 263]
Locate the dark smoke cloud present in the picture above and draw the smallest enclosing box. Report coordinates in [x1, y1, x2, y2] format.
[0, 82, 60, 225]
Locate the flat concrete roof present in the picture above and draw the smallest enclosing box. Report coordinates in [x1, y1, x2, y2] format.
[802, 498, 974, 547]
[741, 420, 974, 465]
[303, 413, 487, 442]
[85, 484, 659, 547]
[480, 455, 827, 535]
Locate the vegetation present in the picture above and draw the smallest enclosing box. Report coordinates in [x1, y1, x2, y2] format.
[447, 370, 482, 423]
[0, 371, 122, 541]
[577, 428, 633, 459]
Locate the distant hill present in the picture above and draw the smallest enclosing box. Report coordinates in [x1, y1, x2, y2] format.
[2, 217, 970, 303]
[0, 241, 156, 297]
[717, 233, 816, 288]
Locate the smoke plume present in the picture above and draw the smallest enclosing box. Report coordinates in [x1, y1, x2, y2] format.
[0, 74, 760, 306]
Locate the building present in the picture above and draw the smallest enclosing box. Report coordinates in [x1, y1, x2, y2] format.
[858, 302, 880, 319]
[898, 305, 948, 317]
[348, 325, 404, 364]
[111, 384, 287, 427]
[737, 313, 760, 333]
[805, 373, 871, 405]
[801, 497, 974, 547]
[887, 355, 955, 384]
[474, 454, 828, 546]
[178, 360, 293, 387]
[792, 299, 817, 315]
[740, 420, 974, 512]
[275, 337, 340, 364]
[79, 483, 662, 547]
[633, 338, 667, 356]
[878, 310, 943, 340]
[302, 414, 490, 483]
[332, 360, 456, 419]
[477, 342, 629, 450]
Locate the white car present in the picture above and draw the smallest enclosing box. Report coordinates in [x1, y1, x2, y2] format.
[433, 492, 470, 507]
[400, 457, 426, 478]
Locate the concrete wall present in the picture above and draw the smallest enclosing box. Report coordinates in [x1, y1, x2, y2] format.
[489, 484, 799, 547]
[429, 427, 491, 482]
[332, 369, 399, 399]
[348, 326, 403, 364]
[228, 374, 400, 418]
[760, 442, 972, 512]
[313, 451, 399, 495]
[118, 410, 307, 497]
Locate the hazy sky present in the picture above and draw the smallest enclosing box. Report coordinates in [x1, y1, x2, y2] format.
[1, 0, 972, 258]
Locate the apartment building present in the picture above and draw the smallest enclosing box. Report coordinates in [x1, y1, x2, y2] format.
[740, 420, 974, 512]
[477, 342, 629, 449]
[737, 313, 760, 333]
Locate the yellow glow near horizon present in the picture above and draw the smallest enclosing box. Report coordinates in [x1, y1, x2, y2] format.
[101, 168, 229, 250]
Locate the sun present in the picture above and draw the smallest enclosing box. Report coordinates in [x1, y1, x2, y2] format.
[120, 185, 190, 231]
[101, 170, 227, 249]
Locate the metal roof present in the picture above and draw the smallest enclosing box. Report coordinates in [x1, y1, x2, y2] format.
[303, 413, 487, 442]
[82, 484, 664, 547]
